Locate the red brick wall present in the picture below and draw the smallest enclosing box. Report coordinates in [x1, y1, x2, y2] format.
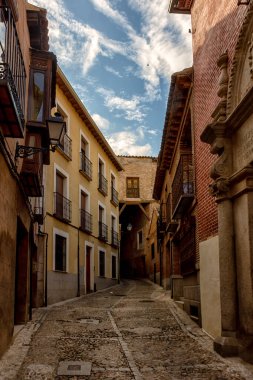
[191, 0, 247, 241]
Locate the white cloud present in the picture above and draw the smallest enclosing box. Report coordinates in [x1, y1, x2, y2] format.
[92, 113, 110, 129]
[106, 131, 152, 156]
[105, 66, 123, 78]
[97, 88, 146, 122]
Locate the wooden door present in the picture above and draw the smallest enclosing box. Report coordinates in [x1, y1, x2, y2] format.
[86, 247, 91, 293]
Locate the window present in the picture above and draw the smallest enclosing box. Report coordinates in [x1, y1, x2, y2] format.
[57, 105, 72, 159]
[126, 177, 139, 198]
[80, 190, 92, 233]
[137, 229, 144, 250]
[98, 204, 108, 241]
[54, 165, 71, 222]
[111, 215, 119, 247]
[30, 71, 45, 122]
[99, 250, 105, 277]
[80, 135, 92, 179]
[112, 255, 117, 279]
[55, 234, 66, 271]
[111, 173, 119, 206]
[151, 243, 155, 259]
[98, 157, 108, 195]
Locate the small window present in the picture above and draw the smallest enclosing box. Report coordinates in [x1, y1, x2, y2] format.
[99, 250, 105, 277]
[55, 234, 66, 271]
[126, 177, 139, 198]
[151, 243, 155, 259]
[30, 71, 45, 122]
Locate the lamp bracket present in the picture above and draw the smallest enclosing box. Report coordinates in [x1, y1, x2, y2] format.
[15, 143, 56, 159]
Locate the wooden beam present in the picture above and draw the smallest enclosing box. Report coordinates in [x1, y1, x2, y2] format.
[138, 204, 150, 221]
[119, 203, 127, 216]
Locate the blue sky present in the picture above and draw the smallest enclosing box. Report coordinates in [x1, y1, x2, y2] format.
[30, 0, 192, 156]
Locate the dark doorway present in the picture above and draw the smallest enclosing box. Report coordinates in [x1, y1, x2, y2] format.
[15, 218, 29, 324]
[86, 246, 91, 293]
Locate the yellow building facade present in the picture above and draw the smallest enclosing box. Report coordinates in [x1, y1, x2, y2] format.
[43, 68, 123, 304]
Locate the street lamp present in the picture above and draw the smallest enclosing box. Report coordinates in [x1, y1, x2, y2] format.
[127, 223, 132, 231]
[15, 112, 66, 159]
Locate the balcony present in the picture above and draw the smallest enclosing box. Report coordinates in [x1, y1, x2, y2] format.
[80, 152, 92, 180]
[20, 157, 43, 197]
[157, 202, 166, 237]
[111, 187, 119, 207]
[111, 230, 119, 247]
[98, 221, 108, 242]
[54, 192, 71, 222]
[80, 209, 92, 234]
[58, 134, 72, 160]
[172, 154, 194, 219]
[166, 193, 178, 233]
[0, 5, 26, 137]
[98, 173, 108, 196]
[169, 0, 193, 14]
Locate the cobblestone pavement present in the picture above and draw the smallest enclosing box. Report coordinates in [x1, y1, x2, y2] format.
[1, 280, 253, 380]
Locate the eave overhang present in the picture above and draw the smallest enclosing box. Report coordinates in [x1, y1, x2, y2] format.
[153, 67, 193, 200]
[56, 67, 124, 172]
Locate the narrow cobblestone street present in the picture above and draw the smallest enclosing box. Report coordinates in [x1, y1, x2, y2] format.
[1, 280, 253, 380]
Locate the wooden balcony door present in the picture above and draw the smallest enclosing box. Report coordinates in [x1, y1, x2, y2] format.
[86, 246, 91, 293]
[56, 172, 64, 217]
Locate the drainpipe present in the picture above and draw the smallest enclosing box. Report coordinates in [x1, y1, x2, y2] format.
[77, 228, 80, 297]
[159, 239, 162, 287]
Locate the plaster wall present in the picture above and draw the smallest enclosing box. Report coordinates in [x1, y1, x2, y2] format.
[199, 235, 221, 338]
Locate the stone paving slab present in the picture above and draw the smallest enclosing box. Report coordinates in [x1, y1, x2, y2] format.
[0, 280, 253, 380]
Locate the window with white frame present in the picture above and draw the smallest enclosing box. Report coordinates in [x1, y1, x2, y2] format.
[99, 250, 105, 277]
[54, 165, 71, 222]
[112, 255, 117, 279]
[80, 134, 92, 179]
[80, 187, 92, 233]
[56, 103, 72, 159]
[54, 229, 68, 272]
[98, 156, 108, 195]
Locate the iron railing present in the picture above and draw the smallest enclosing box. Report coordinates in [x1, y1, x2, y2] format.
[80, 209, 92, 234]
[172, 154, 194, 214]
[98, 173, 108, 196]
[80, 152, 92, 180]
[111, 187, 119, 206]
[98, 221, 108, 242]
[58, 134, 72, 159]
[0, 5, 26, 128]
[54, 192, 71, 222]
[32, 186, 44, 224]
[111, 230, 119, 247]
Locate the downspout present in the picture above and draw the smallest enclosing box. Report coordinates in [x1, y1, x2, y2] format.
[77, 228, 80, 297]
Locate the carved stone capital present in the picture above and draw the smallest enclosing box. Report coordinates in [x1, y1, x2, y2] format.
[209, 177, 230, 197]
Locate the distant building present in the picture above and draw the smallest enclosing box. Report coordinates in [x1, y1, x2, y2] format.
[118, 156, 158, 278]
[0, 0, 56, 357]
[39, 68, 123, 305]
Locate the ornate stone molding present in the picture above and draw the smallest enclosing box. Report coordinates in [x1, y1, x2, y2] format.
[227, 3, 253, 115]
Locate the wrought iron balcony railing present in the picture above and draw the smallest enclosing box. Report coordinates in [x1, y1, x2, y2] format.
[80, 209, 92, 234]
[157, 202, 166, 234]
[54, 192, 72, 222]
[111, 187, 119, 207]
[126, 187, 139, 198]
[166, 193, 178, 233]
[98, 221, 108, 242]
[98, 173, 108, 196]
[0, 5, 26, 137]
[58, 134, 72, 159]
[80, 152, 92, 180]
[111, 230, 119, 247]
[172, 154, 194, 219]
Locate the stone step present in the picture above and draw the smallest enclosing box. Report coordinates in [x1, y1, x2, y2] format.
[175, 300, 184, 310]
